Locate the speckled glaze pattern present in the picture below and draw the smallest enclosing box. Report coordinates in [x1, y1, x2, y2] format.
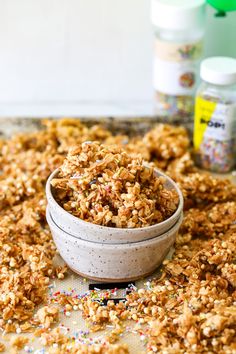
[46, 168, 183, 244]
[46, 207, 183, 281]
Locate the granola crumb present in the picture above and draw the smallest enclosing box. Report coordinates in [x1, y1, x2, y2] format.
[54, 265, 67, 279]
[0, 343, 5, 353]
[10, 336, 29, 349]
[33, 306, 59, 329]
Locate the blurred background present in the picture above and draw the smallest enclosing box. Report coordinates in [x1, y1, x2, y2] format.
[0, 0, 235, 117]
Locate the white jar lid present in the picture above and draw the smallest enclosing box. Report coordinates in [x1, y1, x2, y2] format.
[200, 57, 236, 86]
[151, 0, 206, 30]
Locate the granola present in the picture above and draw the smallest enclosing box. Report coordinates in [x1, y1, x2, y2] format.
[51, 142, 179, 228]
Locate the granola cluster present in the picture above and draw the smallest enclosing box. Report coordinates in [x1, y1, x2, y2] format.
[51, 142, 179, 228]
[0, 118, 235, 353]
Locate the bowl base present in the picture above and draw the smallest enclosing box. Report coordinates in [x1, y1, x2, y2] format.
[68, 264, 159, 283]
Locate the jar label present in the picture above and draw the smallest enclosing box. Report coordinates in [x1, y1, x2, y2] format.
[155, 39, 203, 62]
[154, 39, 203, 95]
[154, 59, 199, 95]
[194, 96, 236, 150]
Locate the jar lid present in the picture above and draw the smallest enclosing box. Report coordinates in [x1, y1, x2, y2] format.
[151, 0, 206, 30]
[200, 57, 236, 86]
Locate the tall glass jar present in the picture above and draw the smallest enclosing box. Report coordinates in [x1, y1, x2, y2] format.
[151, 0, 206, 123]
[194, 57, 236, 172]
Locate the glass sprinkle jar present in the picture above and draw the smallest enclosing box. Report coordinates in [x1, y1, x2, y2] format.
[151, 0, 206, 123]
[194, 57, 236, 173]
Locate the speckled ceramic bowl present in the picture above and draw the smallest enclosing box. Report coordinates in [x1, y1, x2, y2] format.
[46, 206, 183, 281]
[46, 168, 183, 244]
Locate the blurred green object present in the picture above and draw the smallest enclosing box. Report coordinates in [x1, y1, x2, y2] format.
[208, 0, 236, 12]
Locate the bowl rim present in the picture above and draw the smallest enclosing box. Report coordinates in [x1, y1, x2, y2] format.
[46, 167, 184, 233]
[46, 206, 183, 249]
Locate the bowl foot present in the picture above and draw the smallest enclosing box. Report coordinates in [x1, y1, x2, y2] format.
[68, 264, 160, 283]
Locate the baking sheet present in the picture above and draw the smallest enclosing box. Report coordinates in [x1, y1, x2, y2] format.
[0, 117, 235, 354]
